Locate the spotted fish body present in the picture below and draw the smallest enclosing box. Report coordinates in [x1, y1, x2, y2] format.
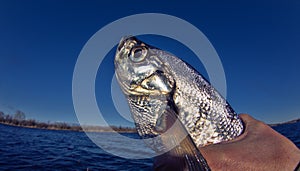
[156, 49, 244, 146]
[114, 36, 244, 170]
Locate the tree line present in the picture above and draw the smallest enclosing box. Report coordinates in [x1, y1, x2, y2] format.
[0, 110, 136, 132]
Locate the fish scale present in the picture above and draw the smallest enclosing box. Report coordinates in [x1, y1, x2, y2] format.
[161, 48, 244, 146]
[115, 36, 244, 170]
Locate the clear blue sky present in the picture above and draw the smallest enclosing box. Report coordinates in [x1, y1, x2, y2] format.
[0, 0, 299, 126]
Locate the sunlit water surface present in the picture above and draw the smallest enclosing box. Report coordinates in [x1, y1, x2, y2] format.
[0, 122, 299, 170]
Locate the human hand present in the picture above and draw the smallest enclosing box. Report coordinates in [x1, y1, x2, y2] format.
[153, 114, 300, 171]
[199, 114, 300, 171]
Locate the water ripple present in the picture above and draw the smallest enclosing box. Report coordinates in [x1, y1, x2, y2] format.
[1, 122, 298, 170]
[0, 124, 153, 170]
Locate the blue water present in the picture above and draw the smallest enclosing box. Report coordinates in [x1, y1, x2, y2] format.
[0, 124, 153, 170]
[272, 122, 300, 148]
[0, 122, 299, 170]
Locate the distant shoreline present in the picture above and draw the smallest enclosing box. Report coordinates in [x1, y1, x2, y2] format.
[1, 117, 299, 133]
[1, 111, 299, 132]
[0, 112, 137, 133]
[268, 118, 300, 127]
[0, 122, 137, 133]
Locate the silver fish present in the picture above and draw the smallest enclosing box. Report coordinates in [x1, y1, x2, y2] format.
[114, 36, 244, 170]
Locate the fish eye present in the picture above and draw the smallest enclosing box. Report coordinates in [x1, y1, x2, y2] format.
[129, 46, 147, 62]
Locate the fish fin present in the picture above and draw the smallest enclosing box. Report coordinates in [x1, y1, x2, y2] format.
[177, 133, 211, 171]
[155, 107, 211, 171]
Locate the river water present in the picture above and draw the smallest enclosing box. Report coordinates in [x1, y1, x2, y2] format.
[0, 122, 299, 170]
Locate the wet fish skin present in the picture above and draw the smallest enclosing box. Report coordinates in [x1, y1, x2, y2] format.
[114, 36, 244, 148]
[115, 36, 213, 170]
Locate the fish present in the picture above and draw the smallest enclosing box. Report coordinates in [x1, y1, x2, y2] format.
[114, 36, 244, 170]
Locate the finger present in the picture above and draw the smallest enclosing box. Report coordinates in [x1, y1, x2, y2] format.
[238, 113, 265, 134]
[239, 113, 258, 125]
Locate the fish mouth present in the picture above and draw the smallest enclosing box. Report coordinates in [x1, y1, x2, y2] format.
[116, 36, 138, 55]
[116, 36, 153, 56]
[115, 36, 169, 96]
[117, 36, 136, 51]
[115, 36, 152, 95]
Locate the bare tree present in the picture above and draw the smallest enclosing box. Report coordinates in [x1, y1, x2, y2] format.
[0, 111, 4, 118]
[14, 110, 26, 120]
[0, 111, 4, 122]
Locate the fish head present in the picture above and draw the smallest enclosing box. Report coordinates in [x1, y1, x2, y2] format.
[114, 36, 175, 96]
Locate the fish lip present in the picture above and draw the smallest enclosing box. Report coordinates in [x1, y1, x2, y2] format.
[117, 36, 155, 55]
[117, 36, 129, 51]
[115, 36, 166, 96]
[115, 36, 138, 63]
[117, 35, 137, 51]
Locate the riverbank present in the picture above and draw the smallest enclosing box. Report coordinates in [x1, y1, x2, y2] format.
[0, 121, 137, 133]
[268, 118, 300, 127]
[0, 113, 137, 133]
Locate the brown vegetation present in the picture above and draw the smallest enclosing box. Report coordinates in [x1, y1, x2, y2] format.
[0, 111, 136, 133]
